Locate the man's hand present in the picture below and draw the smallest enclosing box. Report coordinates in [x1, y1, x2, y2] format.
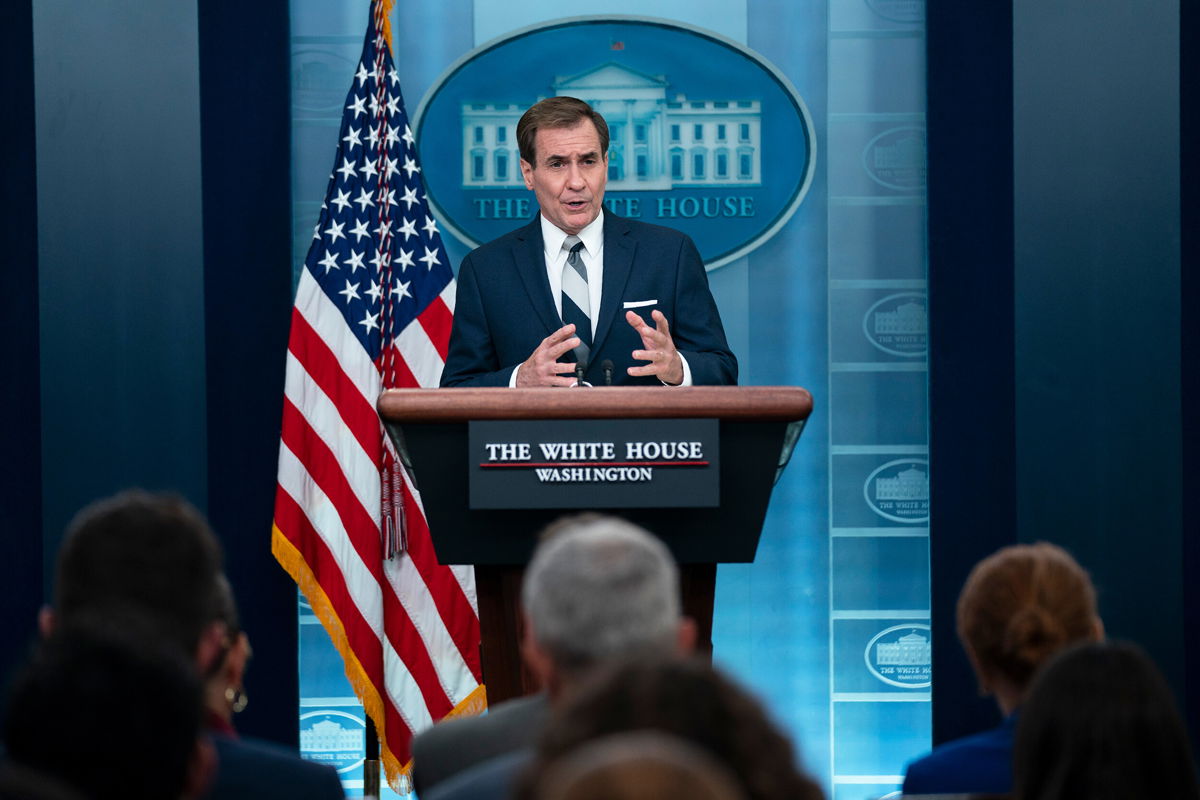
[626, 310, 683, 385]
[516, 324, 583, 387]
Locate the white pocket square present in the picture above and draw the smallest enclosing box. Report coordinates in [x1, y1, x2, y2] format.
[623, 299, 657, 309]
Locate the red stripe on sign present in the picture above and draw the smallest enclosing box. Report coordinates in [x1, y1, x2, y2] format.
[480, 461, 710, 468]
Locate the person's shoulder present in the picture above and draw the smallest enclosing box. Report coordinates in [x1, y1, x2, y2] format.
[607, 213, 689, 244]
[902, 723, 1014, 795]
[412, 694, 550, 794]
[422, 749, 534, 800]
[207, 734, 343, 799]
[417, 693, 548, 749]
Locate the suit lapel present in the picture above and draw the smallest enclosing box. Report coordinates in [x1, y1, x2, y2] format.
[512, 217, 563, 334]
[592, 212, 635, 356]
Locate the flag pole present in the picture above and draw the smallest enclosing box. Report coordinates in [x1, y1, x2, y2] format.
[364, 717, 381, 798]
[366, 3, 389, 797]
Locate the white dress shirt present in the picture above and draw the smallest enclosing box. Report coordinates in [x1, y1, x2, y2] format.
[508, 213, 691, 386]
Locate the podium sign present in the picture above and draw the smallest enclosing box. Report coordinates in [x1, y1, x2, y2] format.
[468, 418, 719, 510]
[379, 386, 813, 703]
[379, 386, 811, 566]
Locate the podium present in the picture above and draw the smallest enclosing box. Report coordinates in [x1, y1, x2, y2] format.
[378, 386, 812, 703]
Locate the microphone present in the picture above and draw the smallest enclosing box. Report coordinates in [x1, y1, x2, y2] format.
[601, 359, 614, 386]
[574, 359, 588, 387]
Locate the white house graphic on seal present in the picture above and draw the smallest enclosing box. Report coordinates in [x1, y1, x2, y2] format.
[874, 301, 927, 337]
[875, 465, 929, 502]
[876, 630, 931, 666]
[300, 718, 362, 752]
[865, 624, 933, 688]
[460, 62, 762, 190]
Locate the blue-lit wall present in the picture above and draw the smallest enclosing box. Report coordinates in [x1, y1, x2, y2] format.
[2, 1, 1195, 796]
[9, 0, 301, 747]
[289, 2, 929, 797]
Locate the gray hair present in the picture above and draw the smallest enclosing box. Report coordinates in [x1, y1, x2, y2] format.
[521, 515, 680, 673]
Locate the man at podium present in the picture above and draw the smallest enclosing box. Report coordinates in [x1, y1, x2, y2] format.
[441, 96, 737, 389]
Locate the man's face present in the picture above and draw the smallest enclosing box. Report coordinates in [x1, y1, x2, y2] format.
[520, 119, 608, 236]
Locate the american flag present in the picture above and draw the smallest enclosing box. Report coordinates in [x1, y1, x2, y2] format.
[272, 2, 484, 789]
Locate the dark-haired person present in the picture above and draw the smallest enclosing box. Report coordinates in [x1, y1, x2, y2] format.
[514, 657, 824, 800]
[42, 490, 345, 800]
[1013, 641, 1200, 800]
[440, 95, 736, 388]
[901, 542, 1104, 796]
[4, 611, 213, 800]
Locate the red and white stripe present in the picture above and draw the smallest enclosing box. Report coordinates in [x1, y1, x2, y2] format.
[273, 266, 482, 778]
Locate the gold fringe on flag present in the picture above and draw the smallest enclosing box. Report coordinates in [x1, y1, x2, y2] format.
[272, 525, 487, 793]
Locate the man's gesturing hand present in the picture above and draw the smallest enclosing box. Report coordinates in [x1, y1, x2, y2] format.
[516, 324, 583, 387]
[625, 309, 684, 385]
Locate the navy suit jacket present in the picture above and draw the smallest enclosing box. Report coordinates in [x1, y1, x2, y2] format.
[410, 692, 549, 796]
[901, 714, 1017, 796]
[441, 212, 737, 387]
[204, 733, 345, 800]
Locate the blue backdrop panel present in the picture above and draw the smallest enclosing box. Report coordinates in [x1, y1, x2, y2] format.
[832, 701, 930, 778]
[32, 0, 209, 576]
[830, 372, 929, 445]
[832, 538, 930, 611]
[0, 0, 43, 690]
[828, 204, 926, 280]
[289, 2, 929, 796]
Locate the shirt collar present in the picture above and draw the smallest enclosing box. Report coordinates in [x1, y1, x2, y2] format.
[540, 211, 604, 258]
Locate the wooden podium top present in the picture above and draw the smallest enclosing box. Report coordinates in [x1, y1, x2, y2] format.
[377, 385, 813, 423]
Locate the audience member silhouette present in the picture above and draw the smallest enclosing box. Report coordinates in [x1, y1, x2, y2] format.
[203, 575, 252, 737]
[4, 610, 213, 799]
[514, 657, 824, 800]
[412, 513, 695, 796]
[42, 490, 344, 800]
[0, 763, 87, 800]
[902, 542, 1103, 796]
[1013, 641, 1200, 800]
[532, 731, 747, 800]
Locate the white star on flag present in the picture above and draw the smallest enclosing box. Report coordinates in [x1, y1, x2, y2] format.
[324, 219, 346, 243]
[419, 247, 441, 270]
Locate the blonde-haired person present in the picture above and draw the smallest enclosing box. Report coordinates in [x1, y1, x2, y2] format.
[902, 542, 1103, 796]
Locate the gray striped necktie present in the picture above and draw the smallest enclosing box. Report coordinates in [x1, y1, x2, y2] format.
[560, 235, 591, 363]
